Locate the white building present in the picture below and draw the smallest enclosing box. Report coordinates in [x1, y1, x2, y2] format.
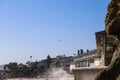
[73, 49, 102, 68]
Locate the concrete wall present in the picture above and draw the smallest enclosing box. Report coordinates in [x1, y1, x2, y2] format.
[94, 58, 101, 66]
[72, 67, 107, 80]
[70, 63, 75, 71]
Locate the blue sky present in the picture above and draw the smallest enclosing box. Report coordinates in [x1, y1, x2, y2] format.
[0, 0, 111, 64]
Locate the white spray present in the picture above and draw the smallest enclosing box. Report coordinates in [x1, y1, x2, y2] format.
[47, 68, 74, 80]
[7, 68, 74, 80]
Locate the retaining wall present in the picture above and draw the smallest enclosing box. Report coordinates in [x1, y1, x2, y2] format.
[72, 67, 107, 80]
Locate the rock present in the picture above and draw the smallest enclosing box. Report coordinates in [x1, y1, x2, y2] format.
[106, 17, 120, 35]
[105, 0, 120, 35]
[96, 0, 120, 80]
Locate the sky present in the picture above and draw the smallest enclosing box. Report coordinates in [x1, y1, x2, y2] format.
[0, 0, 111, 65]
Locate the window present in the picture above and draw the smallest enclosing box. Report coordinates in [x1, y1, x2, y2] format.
[106, 44, 114, 52]
[75, 62, 80, 67]
[106, 36, 114, 44]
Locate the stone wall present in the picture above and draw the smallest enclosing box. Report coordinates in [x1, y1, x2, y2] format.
[72, 67, 107, 80]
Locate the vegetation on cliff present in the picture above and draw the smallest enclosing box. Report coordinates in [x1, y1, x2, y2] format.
[0, 55, 73, 79]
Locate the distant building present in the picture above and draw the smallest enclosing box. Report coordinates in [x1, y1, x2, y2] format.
[50, 55, 73, 72]
[73, 49, 101, 68]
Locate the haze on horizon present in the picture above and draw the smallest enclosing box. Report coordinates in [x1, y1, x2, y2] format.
[0, 0, 111, 65]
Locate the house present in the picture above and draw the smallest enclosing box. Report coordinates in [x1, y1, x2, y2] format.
[72, 30, 117, 69]
[73, 49, 101, 68]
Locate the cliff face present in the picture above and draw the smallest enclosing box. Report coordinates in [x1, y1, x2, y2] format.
[96, 0, 120, 80]
[105, 0, 120, 35]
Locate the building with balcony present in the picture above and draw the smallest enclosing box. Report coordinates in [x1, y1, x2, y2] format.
[95, 30, 117, 66]
[73, 49, 101, 68]
[72, 30, 117, 69]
